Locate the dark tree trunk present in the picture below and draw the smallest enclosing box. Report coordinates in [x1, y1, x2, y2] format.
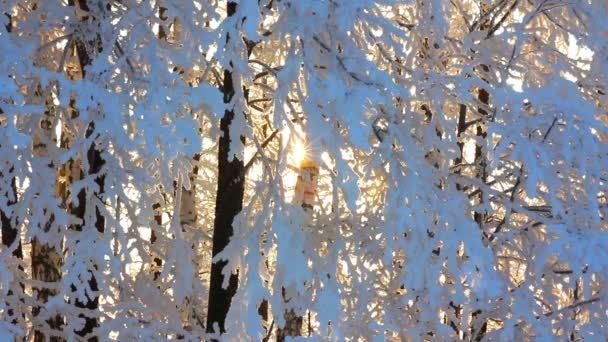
[68, 121, 105, 341]
[1, 175, 22, 259]
[32, 240, 64, 342]
[1, 170, 24, 325]
[67, 1, 105, 339]
[206, 2, 243, 335]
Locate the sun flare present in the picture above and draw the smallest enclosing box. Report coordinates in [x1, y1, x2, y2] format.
[293, 139, 307, 166]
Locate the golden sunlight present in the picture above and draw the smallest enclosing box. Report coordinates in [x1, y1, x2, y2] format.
[293, 139, 307, 167]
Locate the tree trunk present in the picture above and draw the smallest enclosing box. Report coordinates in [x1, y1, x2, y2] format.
[277, 158, 319, 340]
[32, 99, 64, 342]
[1, 170, 24, 326]
[66, 1, 105, 338]
[1, 175, 23, 262]
[206, 2, 243, 334]
[0, 13, 24, 326]
[469, 80, 490, 342]
[149, 5, 170, 283]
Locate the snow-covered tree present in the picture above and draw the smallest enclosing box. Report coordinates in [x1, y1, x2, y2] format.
[1, 0, 607, 341]
[1, 1, 222, 340]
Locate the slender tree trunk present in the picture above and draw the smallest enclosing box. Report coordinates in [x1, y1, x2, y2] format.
[66, 123, 105, 341]
[0, 13, 24, 326]
[149, 5, 187, 287]
[276, 158, 318, 340]
[149, 5, 170, 283]
[66, 1, 105, 338]
[31, 244, 63, 342]
[32, 95, 64, 342]
[30, 13, 66, 335]
[0, 14, 21, 258]
[1, 175, 22, 259]
[451, 82, 491, 342]
[469, 81, 490, 342]
[449, 4, 495, 339]
[257, 127, 272, 340]
[1, 169, 24, 325]
[150, 202, 164, 281]
[468, 9, 493, 340]
[206, 2, 243, 334]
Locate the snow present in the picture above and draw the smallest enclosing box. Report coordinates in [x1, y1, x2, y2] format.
[0, 0, 607, 340]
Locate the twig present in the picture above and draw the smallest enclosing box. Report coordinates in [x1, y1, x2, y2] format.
[244, 128, 280, 172]
[543, 297, 600, 318]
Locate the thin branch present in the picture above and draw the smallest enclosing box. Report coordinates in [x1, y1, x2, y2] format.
[37, 33, 73, 53]
[244, 128, 280, 172]
[312, 35, 382, 87]
[487, 0, 519, 38]
[113, 40, 136, 75]
[248, 98, 273, 106]
[249, 59, 280, 75]
[57, 35, 73, 73]
[542, 117, 558, 143]
[543, 297, 601, 318]
[450, 0, 472, 31]
[470, 0, 509, 32]
[264, 319, 275, 341]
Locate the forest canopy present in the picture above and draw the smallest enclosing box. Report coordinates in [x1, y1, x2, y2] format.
[0, 0, 607, 341]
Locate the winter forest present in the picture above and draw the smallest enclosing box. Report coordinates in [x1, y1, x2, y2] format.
[0, 0, 607, 341]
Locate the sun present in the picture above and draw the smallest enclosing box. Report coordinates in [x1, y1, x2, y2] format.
[293, 139, 307, 166]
